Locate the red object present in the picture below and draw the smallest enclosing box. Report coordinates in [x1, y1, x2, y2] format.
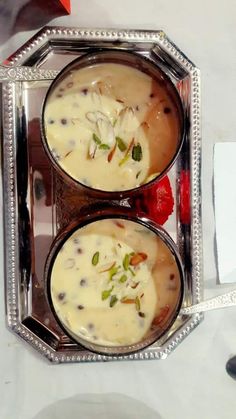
[59, 0, 71, 13]
[179, 170, 191, 225]
[141, 176, 174, 225]
[12, 0, 71, 36]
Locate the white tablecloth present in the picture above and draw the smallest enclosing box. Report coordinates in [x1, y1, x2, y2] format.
[1, 1, 236, 418]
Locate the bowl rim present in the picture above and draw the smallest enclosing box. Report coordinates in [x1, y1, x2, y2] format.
[45, 208, 185, 356]
[40, 48, 185, 198]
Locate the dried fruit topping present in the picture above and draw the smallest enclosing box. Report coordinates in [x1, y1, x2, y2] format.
[114, 221, 125, 229]
[107, 143, 117, 162]
[130, 252, 147, 266]
[121, 298, 135, 304]
[152, 305, 170, 326]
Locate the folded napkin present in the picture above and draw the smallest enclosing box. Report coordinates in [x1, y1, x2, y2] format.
[214, 142, 236, 283]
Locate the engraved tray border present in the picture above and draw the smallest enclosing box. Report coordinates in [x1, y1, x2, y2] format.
[1, 27, 202, 363]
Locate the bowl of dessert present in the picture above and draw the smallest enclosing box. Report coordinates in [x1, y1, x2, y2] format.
[41, 50, 184, 197]
[46, 210, 184, 355]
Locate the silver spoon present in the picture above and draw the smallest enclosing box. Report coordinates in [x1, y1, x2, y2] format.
[180, 290, 236, 315]
[0, 65, 59, 82]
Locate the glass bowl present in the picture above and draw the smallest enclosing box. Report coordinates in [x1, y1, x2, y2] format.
[41, 50, 184, 199]
[45, 208, 184, 356]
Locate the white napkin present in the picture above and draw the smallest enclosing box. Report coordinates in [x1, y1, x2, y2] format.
[214, 142, 236, 283]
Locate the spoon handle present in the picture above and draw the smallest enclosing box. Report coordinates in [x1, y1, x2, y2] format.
[0, 66, 59, 81]
[181, 290, 236, 315]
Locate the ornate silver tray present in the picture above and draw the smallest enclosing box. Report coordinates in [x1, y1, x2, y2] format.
[0, 27, 202, 363]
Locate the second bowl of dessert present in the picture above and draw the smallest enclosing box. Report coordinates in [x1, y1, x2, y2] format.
[41, 50, 184, 197]
[45, 210, 184, 355]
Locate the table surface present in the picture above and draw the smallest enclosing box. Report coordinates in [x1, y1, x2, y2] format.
[1, 0, 236, 418]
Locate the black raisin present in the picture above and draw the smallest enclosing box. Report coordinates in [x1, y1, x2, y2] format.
[80, 278, 87, 287]
[88, 323, 94, 330]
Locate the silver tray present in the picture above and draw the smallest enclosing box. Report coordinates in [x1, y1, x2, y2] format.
[0, 27, 202, 363]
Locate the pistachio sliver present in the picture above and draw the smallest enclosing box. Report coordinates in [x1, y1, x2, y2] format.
[118, 138, 134, 166]
[92, 251, 100, 266]
[109, 264, 119, 281]
[118, 154, 130, 167]
[92, 133, 101, 145]
[119, 274, 128, 283]
[116, 136, 127, 152]
[99, 143, 110, 150]
[132, 143, 142, 161]
[102, 286, 114, 301]
[110, 295, 118, 308]
[128, 267, 135, 277]
[123, 254, 130, 271]
[135, 296, 141, 312]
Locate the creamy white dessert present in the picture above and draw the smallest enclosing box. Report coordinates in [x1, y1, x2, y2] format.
[44, 62, 180, 191]
[50, 219, 181, 347]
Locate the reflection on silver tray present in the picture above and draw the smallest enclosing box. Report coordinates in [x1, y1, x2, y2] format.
[0, 27, 202, 363]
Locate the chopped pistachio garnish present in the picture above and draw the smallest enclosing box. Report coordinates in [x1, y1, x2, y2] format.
[128, 267, 135, 277]
[135, 296, 141, 312]
[116, 136, 127, 152]
[92, 251, 100, 266]
[130, 252, 147, 266]
[101, 286, 114, 300]
[99, 143, 110, 150]
[132, 143, 142, 161]
[136, 170, 142, 179]
[92, 133, 101, 145]
[109, 263, 119, 281]
[110, 295, 118, 308]
[118, 154, 130, 167]
[119, 274, 128, 283]
[123, 254, 130, 271]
